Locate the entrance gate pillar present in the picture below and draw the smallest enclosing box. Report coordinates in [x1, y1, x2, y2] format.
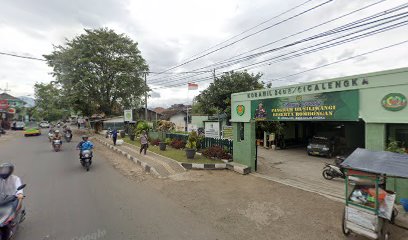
[232, 121, 256, 171]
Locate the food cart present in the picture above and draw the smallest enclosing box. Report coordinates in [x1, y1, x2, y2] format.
[340, 148, 408, 240]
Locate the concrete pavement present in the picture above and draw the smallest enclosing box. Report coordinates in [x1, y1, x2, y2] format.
[0, 132, 227, 240]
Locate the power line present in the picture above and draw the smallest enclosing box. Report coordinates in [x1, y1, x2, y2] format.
[193, 3, 408, 72]
[167, 0, 314, 64]
[265, 39, 408, 84]
[152, 39, 408, 90]
[152, 18, 408, 89]
[150, 0, 334, 76]
[195, 0, 386, 71]
[230, 16, 408, 72]
[148, 0, 396, 85]
[0, 52, 46, 61]
[151, 7, 408, 87]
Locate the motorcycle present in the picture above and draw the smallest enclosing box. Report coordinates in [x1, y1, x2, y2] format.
[80, 150, 93, 171]
[64, 132, 72, 142]
[48, 132, 54, 142]
[322, 163, 345, 180]
[105, 130, 112, 138]
[52, 139, 62, 152]
[0, 184, 26, 240]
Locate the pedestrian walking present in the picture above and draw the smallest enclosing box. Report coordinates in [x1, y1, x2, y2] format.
[112, 129, 118, 145]
[77, 122, 80, 129]
[140, 130, 148, 155]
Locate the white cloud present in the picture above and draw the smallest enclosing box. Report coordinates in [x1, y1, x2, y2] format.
[0, 0, 407, 108]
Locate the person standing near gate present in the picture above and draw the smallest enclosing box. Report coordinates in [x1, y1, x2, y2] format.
[140, 130, 148, 155]
[112, 128, 118, 146]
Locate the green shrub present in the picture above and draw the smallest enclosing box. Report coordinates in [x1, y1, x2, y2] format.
[185, 131, 198, 150]
[135, 121, 149, 135]
[386, 139, 406, 154]
[165, 138, 172, 144]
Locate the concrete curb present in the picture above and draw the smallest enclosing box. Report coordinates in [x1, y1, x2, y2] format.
[96, 135, 250, 175]
[181, 163, 227, 170]
[123, 142, 187, 172]
[95, 138, 161, 177]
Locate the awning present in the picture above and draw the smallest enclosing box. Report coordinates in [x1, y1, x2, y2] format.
[341, 148, 408, 178]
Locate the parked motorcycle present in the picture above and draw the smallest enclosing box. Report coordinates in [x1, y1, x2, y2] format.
[0, 184, 26, 240]
[322, 163, 346, 180]
[52, 139, 62, 152]
[80, 150, 93, 171]
[105, 130, 112, 138]
[64, 132, 72, 142]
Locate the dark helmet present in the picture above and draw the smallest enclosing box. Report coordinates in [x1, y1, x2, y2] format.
[82, 135, 89, 140]
[0, 163, 14, 179]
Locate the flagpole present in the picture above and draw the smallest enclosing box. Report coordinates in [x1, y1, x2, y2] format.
[186, 86, 189, 132]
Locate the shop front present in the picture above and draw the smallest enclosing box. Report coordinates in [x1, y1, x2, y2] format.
[231, 67, 408, 198]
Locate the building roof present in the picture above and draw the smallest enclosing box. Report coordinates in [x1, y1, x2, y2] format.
[0, 93, 23, 101]
[153, 107, 166, 114]
[0, 93, 26, 105]
[161, 109, 186, 120]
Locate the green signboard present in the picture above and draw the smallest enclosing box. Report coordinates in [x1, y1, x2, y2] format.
[251, 90, 359, 121]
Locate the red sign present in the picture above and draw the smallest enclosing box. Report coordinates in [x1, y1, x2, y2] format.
[0, 100, 8, 110]
[8, 108, 15, 114]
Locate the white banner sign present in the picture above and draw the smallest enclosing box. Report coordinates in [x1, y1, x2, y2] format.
[205, 121, 220, 139]
[124, 109, 133, 122]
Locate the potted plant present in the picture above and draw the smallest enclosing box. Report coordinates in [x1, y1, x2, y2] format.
[185, 131, 198, 159]
[120, 130, 126, 138]
[157, 120, 175, 151]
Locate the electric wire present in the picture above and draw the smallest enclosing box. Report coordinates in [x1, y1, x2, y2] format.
[149, 0, 334, 77]
[151, 8, 408, 87]
[149, 2, 404, 85]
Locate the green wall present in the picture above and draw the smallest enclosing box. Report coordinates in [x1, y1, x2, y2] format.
[191, 115, 208, 128]
[360, 85, 408, 123]
[365, 123, 386, 151]
[232, 121, 256, 170]
[365, 123, 408, 201]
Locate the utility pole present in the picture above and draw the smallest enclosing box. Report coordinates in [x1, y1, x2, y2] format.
[144, 72, 148, 121]
[212, 69, 216, 83]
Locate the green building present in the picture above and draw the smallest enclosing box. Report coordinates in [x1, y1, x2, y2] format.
[231, 67, 408, 199]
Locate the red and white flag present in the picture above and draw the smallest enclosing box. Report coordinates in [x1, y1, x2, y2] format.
[188, 82, 198, 90]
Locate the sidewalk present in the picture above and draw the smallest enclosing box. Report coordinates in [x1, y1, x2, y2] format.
[256, 147, 344, 200]
[95, 135, 186, 178]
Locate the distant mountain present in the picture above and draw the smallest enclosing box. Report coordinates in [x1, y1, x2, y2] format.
[18, 96, 35, 107]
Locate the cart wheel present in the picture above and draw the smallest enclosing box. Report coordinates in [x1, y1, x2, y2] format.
[379, 221, 390, 240]
[322, 169, 334, 180]
[342, 208, 351, 236]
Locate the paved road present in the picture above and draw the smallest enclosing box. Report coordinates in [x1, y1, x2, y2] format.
[0, 132, 225, 240]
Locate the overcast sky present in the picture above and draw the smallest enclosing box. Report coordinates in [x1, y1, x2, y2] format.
[0, 0, 407, 108]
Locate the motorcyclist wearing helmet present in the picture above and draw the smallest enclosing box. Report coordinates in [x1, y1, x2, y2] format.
[0, 163, 25, 239]
[0, 163, 24, 202]
[52, 130, 62, 140]
[76, 135, 94, 157]
[62, 125, 72, 135]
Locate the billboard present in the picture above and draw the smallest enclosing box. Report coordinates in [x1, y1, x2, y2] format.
[251, 90, 359, 121]
[0, 100, 9, 110]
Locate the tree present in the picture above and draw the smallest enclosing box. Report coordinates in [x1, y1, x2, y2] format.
[34, 82, 70, 121]
[195, 71, 264, 118]
[44, 28, 149, 116]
